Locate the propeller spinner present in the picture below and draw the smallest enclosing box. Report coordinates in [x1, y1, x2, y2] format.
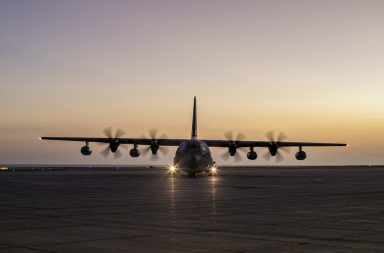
[99, 127, 127, 159]
[141, 129, 169, 161]
[262, 131, 290, 162]
[221, 130, 247, 163]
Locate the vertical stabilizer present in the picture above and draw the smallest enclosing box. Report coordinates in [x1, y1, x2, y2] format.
[191, 97, 197, 139]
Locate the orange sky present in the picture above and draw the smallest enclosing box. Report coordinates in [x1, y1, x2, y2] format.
[1, 1, 384, 165]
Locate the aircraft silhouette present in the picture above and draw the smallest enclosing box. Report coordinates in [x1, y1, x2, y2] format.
[41, 97, 347, 177]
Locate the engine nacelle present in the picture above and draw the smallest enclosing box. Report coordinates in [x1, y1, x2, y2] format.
[150, 141, 160, 155]
[110, 142, 119, 153]
[130, 148, 140, 158]
[228, 142, 237, 156]
[80, 146, 92, 156]
[247, 151, 257, 160]
[268, 144, 278, 156]
[295, 151, 307, 160]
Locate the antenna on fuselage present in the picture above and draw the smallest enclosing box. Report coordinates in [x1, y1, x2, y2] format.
[191, 96, 197, 140]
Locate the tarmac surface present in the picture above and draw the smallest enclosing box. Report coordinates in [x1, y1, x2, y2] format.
[1, 166, 384, 253]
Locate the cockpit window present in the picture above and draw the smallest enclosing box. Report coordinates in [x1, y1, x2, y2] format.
[180, 143, 188, 152]
[186, 143, 200, 151]
[179, 142, 208, 153]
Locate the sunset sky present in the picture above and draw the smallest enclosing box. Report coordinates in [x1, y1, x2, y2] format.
[1, 0, 384, 165]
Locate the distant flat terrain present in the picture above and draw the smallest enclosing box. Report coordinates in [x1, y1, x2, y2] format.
[1, 166, 384, 253]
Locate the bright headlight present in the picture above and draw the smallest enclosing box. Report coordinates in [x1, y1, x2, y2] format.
[210, 166, 217, 175]
[168, 165, 177, 174]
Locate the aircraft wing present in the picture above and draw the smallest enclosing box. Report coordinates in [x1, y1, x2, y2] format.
[40, 137, 186, 146]
[41, 137, 346, 148]
[272, 142, 347, 147]
[202, 140, 347, 148]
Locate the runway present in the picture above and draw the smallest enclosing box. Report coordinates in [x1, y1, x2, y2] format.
[1, 166, 384, 252]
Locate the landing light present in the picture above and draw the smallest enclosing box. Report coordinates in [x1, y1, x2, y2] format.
[210, 166, 218, 175]
[168, 165, 177, 174]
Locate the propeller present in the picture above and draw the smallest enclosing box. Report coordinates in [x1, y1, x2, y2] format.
[262, 131, 290, 162]
[99, 127, 127, 159]
[221, 130, 247, 163]
[103, 127, 125, 139]
[141, 129, 169, 161]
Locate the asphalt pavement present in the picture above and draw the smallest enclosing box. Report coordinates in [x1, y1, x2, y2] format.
[1, 166, 383, 252]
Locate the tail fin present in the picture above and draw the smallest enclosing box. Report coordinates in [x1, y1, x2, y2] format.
[191, 96, 197, 139]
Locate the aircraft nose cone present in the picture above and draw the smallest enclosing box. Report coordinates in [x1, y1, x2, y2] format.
[188, 155, 201, 169]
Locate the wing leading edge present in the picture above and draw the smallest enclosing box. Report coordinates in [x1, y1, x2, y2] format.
[40, 137, 186, 146]
[41, 137, 346, 148]
[202, 140, 346, 148]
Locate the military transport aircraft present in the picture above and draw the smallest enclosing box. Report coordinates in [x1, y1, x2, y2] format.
[41, 97, 347, 177]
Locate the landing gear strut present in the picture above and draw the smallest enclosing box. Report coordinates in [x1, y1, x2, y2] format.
[188, 172, 196, 178]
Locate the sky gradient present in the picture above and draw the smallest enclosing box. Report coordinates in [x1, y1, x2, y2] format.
[1, 0, 384, 165]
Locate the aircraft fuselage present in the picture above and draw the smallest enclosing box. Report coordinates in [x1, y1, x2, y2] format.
[174, 140, 214, 177]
